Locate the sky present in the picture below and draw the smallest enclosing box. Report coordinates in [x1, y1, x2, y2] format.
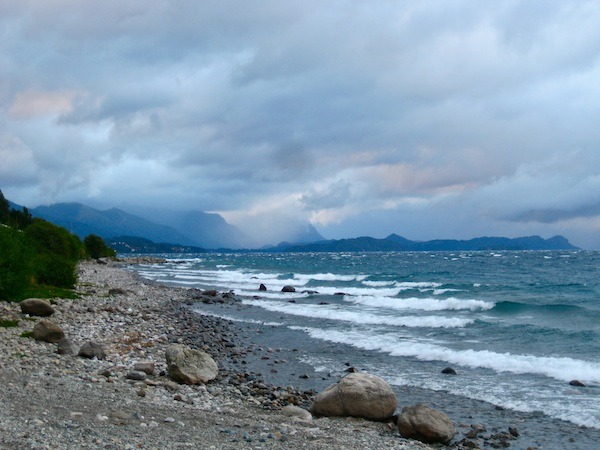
[1, 1, 600, 248]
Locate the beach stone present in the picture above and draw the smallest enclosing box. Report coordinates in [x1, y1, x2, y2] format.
[56, 337, 77, 355]
[20, 298, 55, 317]
[78, 341, 107, 360]
[396, 404, 456, 444]
[127, 370, 147, 381]
[134, 361, 155, 375]
[165, 344, 218, 384]
[281, 405, 312, 421]
[281, 285, 296, 293]
[108, 288, 128, 296]
[33, 319, 65, 343]
[310, 372, 397, 421]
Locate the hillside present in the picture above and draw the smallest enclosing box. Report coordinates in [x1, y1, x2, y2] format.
[32, 203, 196, 246]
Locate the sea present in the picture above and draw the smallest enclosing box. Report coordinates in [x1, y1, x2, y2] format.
[129, 250, 600, 445]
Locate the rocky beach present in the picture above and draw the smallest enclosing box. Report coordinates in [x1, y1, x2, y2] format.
[0, 259, 436, 450]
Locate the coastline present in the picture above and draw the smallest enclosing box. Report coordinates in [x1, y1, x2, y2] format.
[0, 259, 431, 449]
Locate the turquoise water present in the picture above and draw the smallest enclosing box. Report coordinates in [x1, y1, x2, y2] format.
[133, 250, 600, 429]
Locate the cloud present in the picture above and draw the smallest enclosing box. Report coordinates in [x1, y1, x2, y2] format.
[1, 1, 600, 247]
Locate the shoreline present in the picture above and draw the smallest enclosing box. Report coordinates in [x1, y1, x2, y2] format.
[0, 259, 431, 449]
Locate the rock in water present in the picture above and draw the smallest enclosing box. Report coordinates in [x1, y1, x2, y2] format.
[20, 298, 55, 317]
[310, 372, 397, 421]
[33, 319, 65, 343]
[165, 344, 218, 384]
[259, 284, 267, 291]
[281, 285, 296, 292]
[396, 404, 456, 444]
[441, 367, 457, 375]
[78, 341, 107, 360]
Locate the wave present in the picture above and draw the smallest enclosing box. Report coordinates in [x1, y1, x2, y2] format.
[345, 295, 495, 312]
[242, 299, 472, 328]
[493, 301, 587, 315]
[298, 327, 600, 383]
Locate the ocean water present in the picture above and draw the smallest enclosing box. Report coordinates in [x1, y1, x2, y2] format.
[132, 250, 600, 431]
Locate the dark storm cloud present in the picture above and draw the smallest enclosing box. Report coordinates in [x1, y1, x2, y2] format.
[2, 1, 600, 247]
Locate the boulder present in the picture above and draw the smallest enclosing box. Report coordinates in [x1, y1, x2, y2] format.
[396, 404, 456, 444]
[441, 367, 457, 375]
[259, 284, 267, 291]
[281, 285, 296, 293]
[310, 372, 397, 421]
[20, 299, 55, 317]
[165, 344, 218, 384]
[33, 319, 65, 343]
[569, 380, 586, 387]
[78, 341, 107, 360]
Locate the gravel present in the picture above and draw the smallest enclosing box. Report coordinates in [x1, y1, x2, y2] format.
[0, 259, 431, 450]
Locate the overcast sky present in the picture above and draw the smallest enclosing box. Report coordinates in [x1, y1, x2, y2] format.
[2, 1, 600, 248]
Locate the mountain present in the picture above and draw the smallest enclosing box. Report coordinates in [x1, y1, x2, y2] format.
[268, 234, 578, 252]
[31, 203, 196, 245]
[286, 223, 325, 243]
[146, 209, 251, 249]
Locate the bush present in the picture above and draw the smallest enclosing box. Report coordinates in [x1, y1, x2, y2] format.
[0, 226, 32, 300]
[31, 253, 78, 289]
[24, 219, 84, 262]
[84, 234, 116, 259]
[22, 220, 83, 289]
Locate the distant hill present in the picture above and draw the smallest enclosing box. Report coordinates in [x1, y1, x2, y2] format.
[108, 236, 206, 254]
[268, 234, 579, 252]
[31, 203, 197, 245]
[146, 209, 251, 249]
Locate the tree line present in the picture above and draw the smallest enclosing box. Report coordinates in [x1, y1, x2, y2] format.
[0, 190, 115, 301]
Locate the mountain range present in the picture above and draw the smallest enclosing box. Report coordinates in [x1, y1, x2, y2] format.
[7, 198, 579, 251]
[266, 233, 578, 252]
[13, 201, 324, 249]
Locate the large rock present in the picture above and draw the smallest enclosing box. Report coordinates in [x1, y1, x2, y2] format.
[396, 404, 456, 444]
[20, 299, 55, 317]
[165, 344, 218, 384]
[33, 319, 65, 343]
[310, 372, 397, 421]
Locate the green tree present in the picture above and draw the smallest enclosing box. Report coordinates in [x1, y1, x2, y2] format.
[0, 190, 10, 224]
[84, 234, 116, 259]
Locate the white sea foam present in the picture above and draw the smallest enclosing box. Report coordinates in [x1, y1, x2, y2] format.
[396, 281, 442, 291]
[191, 309, 283, 327]
[345, 295, 494, 311]
[432, 288, 460, 295]
[242, 300, 472, 328]
[298, 328, 600, 384]
[362, 280, 396, 287]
